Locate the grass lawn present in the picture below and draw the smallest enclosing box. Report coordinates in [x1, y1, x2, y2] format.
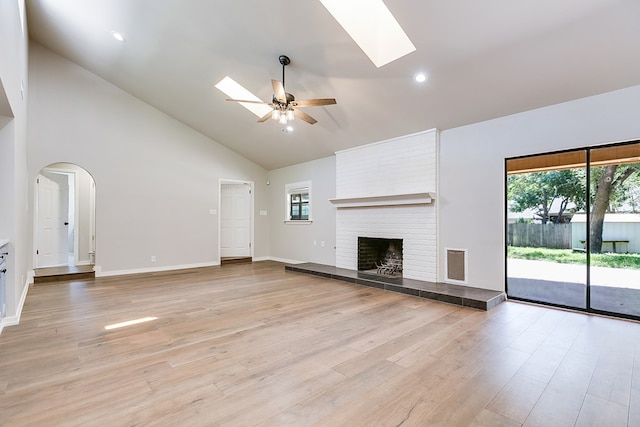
[508, 246, 640, 270]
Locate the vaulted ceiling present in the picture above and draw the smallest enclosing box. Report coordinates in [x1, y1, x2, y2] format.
[26, 0, 640, 170]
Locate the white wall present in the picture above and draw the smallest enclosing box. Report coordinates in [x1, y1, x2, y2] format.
[0, 0, 29, 328]
[267, 156, 336, 265]
[28, 43, 270, 275]
[439, 85, 640, 291]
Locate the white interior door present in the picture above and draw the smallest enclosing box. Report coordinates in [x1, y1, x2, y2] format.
[220, 183, 252, 258]
[37, 172, 70, 267]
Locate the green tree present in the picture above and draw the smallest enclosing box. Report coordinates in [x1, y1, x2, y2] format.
[599, 165, 640, 212]
[509, 162, 640, 253]
[590, 163, 640, 252]
[507, 169, 586, 224]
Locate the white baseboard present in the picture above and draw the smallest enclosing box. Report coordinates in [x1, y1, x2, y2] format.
[0, 275, 31, 334]
[95, 258, 312, 277]
[95, 261, 221, 278]
[230, 256, 307, 264]
[267, 256, 306, 264]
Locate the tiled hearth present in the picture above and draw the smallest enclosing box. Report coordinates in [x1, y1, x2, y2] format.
[285, 263, 505, 311]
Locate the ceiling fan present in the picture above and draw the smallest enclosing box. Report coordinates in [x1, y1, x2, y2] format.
[227, 55, 336, 125]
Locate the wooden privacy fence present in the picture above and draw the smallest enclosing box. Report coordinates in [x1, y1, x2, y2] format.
[507, 223, 572, 249]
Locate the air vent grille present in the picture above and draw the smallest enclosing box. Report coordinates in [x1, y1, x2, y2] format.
[446, 249, 466, 283]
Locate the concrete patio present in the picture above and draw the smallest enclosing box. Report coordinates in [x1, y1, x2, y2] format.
[508, 259, 640, 317]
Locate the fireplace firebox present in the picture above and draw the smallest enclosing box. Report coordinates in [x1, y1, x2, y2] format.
[358, 237, 403, 276]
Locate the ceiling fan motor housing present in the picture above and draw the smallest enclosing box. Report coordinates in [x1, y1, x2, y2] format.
[272, 92, 295, 106]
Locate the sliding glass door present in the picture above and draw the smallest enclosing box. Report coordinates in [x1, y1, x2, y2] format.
[589, 143, 640, 317]
[506, 151, 588, 310]
[506, 141, 640, 319]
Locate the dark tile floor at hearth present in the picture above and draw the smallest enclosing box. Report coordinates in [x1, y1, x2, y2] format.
[285, 263, 506, 311]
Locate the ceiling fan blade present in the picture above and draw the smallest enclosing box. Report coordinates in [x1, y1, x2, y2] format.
[257, 111, 273, 123]
[293, 109, 317, 125]
[272, 79, 286, 103]
[293, 98, 337, 107]
[226, 98, 269, 104]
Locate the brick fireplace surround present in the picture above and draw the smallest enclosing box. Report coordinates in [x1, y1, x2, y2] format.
[333, 130, 437, 282]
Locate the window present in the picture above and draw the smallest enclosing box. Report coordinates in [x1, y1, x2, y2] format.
[290, 192, 309, 220]
[285, 181, 312, 223]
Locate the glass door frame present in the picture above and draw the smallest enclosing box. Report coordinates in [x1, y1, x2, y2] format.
[505, 139, 640, 321]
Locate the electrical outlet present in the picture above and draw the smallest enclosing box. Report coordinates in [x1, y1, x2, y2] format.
[321, 241, 325, 247]
[151, 256, 156, 262]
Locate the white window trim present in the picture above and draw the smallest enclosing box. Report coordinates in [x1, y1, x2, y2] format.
[284, 180, 312, 224]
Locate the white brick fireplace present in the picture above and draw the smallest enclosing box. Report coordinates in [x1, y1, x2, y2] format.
[332, 129, 438, 281]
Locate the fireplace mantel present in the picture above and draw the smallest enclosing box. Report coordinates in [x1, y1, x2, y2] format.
[329, 192, 434, 208]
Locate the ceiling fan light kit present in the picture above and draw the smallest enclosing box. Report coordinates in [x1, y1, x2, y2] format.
[226, 55, 336, 127]
[271, 108, 294, 124]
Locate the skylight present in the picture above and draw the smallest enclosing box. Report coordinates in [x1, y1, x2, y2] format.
[18, 0, 25, 35]
[214, 76, 272, 118]
[319, 0, 416, 68]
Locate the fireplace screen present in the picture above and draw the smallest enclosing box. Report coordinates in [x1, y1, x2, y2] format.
[358, 237, 403, 276]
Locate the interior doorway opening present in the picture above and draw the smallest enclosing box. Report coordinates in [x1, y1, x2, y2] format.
[35, 163, 96, 270]
[219, 179, 254, 264]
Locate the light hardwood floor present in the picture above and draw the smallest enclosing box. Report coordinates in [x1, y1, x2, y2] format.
[1, 261, 639, 426]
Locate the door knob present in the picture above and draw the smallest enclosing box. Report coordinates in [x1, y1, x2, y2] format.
[64, 222, 69, 225]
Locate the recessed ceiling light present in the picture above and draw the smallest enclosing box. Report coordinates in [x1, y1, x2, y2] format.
[319, 0, 416, 68]
[110, 31, 126, 42]
[414, 73, 427, 83]
[214, 76, 272, 118]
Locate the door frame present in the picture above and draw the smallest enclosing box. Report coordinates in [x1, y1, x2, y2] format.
[504, 138, 640, 321]
[34, 164, 97, 269]
[218, 179, 254, 262]
[34, 169, 74, 268]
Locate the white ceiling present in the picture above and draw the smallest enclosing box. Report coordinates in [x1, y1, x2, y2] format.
[26, 0, 640, 170]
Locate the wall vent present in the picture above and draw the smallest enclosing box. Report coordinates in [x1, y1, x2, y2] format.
[445, 248, 467, 284]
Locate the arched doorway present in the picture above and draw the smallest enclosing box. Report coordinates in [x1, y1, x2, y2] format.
[34, 163, 96, 269]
